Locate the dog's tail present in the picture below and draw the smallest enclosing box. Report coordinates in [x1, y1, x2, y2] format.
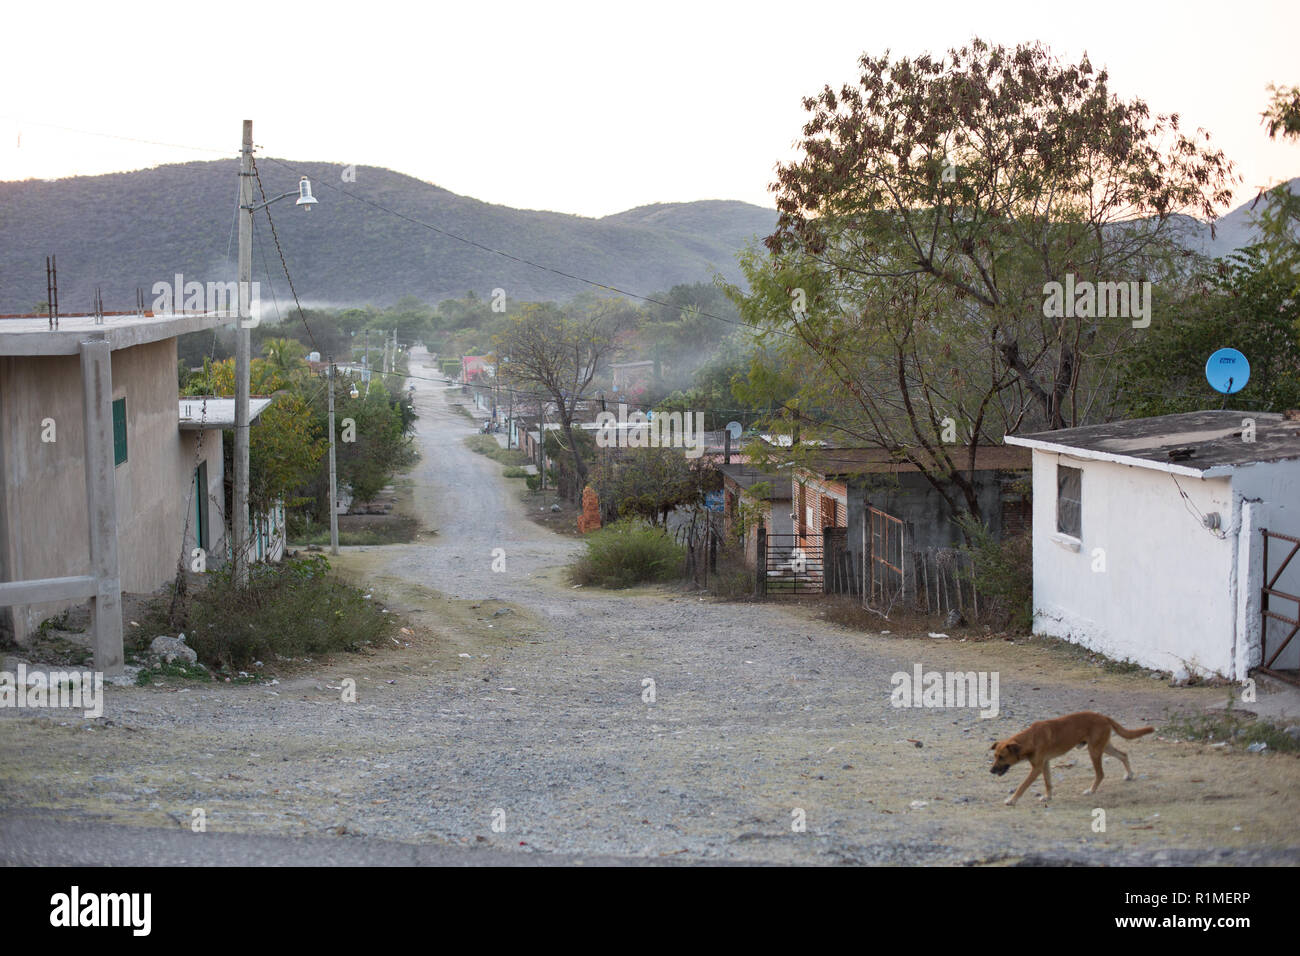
[1108, 718, 1154, 740]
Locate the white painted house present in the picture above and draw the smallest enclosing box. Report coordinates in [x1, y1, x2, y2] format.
[1005, 410, 1300, 681]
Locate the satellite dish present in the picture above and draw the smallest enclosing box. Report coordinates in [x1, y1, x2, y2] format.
[1205, 348, 1250, 395]
[725, 421, 743, 441]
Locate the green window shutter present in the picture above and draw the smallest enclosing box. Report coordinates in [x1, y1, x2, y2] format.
[195, 461, 209, 551]
[112, 398, 127, 466]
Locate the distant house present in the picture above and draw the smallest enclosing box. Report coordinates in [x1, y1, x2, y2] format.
[0, 311, 280, 666]
[1005, 410, 1300, 680]
[609, 360, 654, 400]
[794, 446, 1031, 600]
[719, 463, 793, 569]
[461, 355, 491, 382]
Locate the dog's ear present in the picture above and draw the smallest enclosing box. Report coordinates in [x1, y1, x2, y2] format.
[1005, 743, 1021, 757]
[989, 742, 997, 751]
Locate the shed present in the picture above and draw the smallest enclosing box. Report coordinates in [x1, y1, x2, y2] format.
[1005, 410, 1300, 681]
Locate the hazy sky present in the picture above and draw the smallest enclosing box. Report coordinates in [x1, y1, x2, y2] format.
[3, 0, 1297, 219]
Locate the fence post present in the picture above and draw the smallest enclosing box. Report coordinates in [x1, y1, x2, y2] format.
[822, 526, 833, 594]
[756, 526, 767, 598]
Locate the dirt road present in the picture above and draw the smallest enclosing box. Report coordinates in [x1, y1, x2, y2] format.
[2, 347, 1297, 865]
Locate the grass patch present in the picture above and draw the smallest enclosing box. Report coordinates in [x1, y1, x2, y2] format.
[449, 402, 476, 420]
[184, 554, 399, 669]
[290, 515, 420, 546]
[134, 661, 213, 685]
[502, 466, 530, 478]
[1163, 697, 1300, 753]
[570, 519, 685, 589]
[463, 434, 531, 467]
[1024, 633, 1154, 676]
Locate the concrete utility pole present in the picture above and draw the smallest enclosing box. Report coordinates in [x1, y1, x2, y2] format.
[328, 356, 339, 555]
[233, 119, 254, 586]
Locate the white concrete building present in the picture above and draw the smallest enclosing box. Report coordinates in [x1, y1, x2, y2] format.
[1005, 410, 1300, 681]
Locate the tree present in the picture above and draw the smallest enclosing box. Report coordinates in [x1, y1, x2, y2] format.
[1262, 84, 1300, 142]
[733, 38, 1234, 521]
[1121, 247, 1300, 417]
[495, 300, 623, 493]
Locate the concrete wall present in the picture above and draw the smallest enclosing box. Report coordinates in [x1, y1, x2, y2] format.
[844, 471, 1013, 598]
[0, 339, 223, 642]
[1028, 450, 1239, 678]
[1230, 459, 1300, 674]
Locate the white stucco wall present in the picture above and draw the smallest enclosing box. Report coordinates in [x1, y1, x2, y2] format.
[1231, 460, 1300, 673]
[1029, 450, 1239, 678]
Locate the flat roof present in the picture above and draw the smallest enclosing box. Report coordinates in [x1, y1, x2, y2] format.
[0, 312, 231, 356]
[179, 397, 273, 429]
[718, 463, 792, 499]
[1004, 410, 1300, 478]
[802, 445, 1030, 477]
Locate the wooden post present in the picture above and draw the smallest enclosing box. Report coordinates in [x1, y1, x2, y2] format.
[756, 526, 767, 598]
[80, 339, 123, 675]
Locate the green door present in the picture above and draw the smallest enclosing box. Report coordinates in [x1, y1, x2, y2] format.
[194, 461, 209, 552]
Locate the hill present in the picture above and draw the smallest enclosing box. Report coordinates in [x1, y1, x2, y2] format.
[0, 160, 778, 313]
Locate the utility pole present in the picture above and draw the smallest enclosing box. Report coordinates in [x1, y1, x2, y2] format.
[233, 119, 254, 586]
[328, 356, 339, 555]
[363, 329, 370, 393]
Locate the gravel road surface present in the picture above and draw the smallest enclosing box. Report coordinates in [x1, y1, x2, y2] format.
[2, 347, 1297, 865]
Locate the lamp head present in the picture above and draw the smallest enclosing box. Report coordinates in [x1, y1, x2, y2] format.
[296, 177, 318, 210]
[349, 384, 360, 399]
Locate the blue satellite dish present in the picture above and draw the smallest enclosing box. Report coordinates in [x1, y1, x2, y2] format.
[1205, 348, 1250, 395]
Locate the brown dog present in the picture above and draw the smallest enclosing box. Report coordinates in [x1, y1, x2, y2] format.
[990, 711, 1153, 805]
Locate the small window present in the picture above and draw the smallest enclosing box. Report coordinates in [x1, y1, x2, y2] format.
[112, 398, 127, 466]
[1057, 465, 1082, 538]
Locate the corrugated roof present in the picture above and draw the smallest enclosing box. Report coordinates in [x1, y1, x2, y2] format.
[800, 445, 1030, 476]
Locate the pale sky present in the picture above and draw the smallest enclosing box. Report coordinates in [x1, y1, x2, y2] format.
[2, 0, 1297, 219]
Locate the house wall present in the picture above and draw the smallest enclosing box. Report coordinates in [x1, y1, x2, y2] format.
[0, 339, 212, 642]
[845, 470, 1015, 598]
[1230, 459, 1300, 674]
[1028, 450, 1238, 678]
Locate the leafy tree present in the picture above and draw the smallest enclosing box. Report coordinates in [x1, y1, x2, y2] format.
[732, 37, 1234, 521]
[1121, 247, 1300, 416]
[495, 300, 624, 492]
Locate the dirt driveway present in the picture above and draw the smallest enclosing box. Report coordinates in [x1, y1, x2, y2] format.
[2, 348, 1297, 865]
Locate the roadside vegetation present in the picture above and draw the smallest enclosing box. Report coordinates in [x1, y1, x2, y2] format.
[1163, 697, 1300, 754]
[570, 519, 686, 589]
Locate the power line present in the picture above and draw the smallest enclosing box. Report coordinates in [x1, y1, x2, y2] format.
[251, 153, 317, 352]
[0, 114, 232, 155]
[258, 156, 813, 348]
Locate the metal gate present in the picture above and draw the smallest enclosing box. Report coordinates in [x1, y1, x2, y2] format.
[1260, 527, 1300, 686]
[866, 506, 905, 613]
[756, 530, 824, 598]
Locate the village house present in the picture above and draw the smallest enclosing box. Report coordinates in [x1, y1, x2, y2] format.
[1005, 410, 1300, 681]
[0, 311, 280, 666]
[719, 462, 793, 569]
[792, 446, 1031, 601]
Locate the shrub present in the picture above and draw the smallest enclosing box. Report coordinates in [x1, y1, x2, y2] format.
[570, 519, 686, 589]
[187, 554, 398, 668]
[955, 513, 1033, 632]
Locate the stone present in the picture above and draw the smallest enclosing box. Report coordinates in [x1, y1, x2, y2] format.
[149, 635, 197, 665]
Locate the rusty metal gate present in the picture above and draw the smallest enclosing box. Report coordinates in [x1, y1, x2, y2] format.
[1260, 528, 1300, 686]
[866, 506, 905, 613]
[756, 530, 824, 598]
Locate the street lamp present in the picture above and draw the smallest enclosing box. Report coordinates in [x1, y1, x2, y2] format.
[234, 119, 317, 587]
